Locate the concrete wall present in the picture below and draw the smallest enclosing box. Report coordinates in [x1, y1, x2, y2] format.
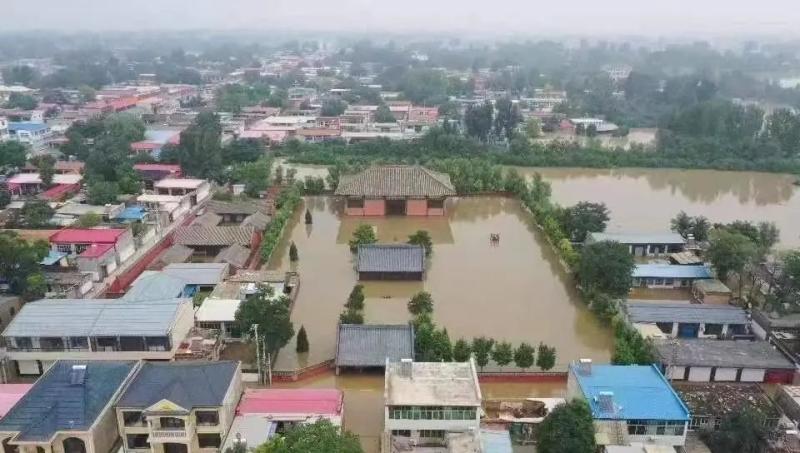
[688, 367, 712, 382]
[714, 368, 738, 382]
[741, 368, 766, 382]
[406, 199, 427, 216]
[665, 366, 686, 380]
[169, 302, 196, 353]
[363, 199, 385, 216]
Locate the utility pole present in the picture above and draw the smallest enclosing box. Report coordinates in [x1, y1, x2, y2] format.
[251, 324, 262, 386]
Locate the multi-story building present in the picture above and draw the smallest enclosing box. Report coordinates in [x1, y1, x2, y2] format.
[1, 297, 194, 376]
[567, 360, 691, 448]
[115, 361, 242, 453]
[0, 361, 138, 453]
[383, 359, 482, 449]
[154, 179, 211, 207]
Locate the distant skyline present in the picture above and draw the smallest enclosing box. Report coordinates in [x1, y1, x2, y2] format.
[6, 0, 800, 38]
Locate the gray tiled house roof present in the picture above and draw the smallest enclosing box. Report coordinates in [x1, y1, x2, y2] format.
[335, 165, 456, 197]
[153, 244, 194, 266]
[627, 302, 749, 325]
[117, 361, 238, 409]
[336, 324, 414, 367]
[214, 244, 251, 268]
[174, 225, 253, 247]
[205, 199, 265, 216]
[654, 339, 795, 369]
[0, 361, 136, 441]
[357, 244, 425, 273]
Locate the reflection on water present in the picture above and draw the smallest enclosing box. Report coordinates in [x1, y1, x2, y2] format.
[273, 371, 567, 453]
[267, 196, 613, 372]
[512, 167, 800, 247]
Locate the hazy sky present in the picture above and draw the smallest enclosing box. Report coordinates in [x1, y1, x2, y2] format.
[6, 0, 800, 37]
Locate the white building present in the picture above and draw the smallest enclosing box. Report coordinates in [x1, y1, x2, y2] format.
[383, 359, 482, 450]
[154, 179, 211, 206]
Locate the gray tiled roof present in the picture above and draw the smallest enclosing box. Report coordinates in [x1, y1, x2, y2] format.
[336, 324, 414, 367]
[2, 298, 188, 337]
[627, 302, 749, 325]
[587, 232, 686, 245]
[191, 211, 223, 227]
[174, 225, 253, 247]
[241, 211, 270, 231]
[153, 244, 194, 266]
[214, 244, 251, 269]
[654, 339, 795, 369]
[335, 165, 456, 197]
[117, 361, 238, 409]
[205, 199, 265, 216]
[0, 361, 136, 441]
[162, 263, 229, 286]
[357, 244, 424, 273]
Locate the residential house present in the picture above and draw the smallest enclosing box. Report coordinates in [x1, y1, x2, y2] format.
[148, 245, 194, 270]
[567, 361, 690, 448]
[335, 324, 414, 374]
[130, 129, 181, 159]
[115, 361, 242, 453]
[53, 203, 125, 225]
[0, 361, 138, 453]
[585, 232, 686, 257]
[137, 194, 192, 223]
[625, 301, 750, 339]
[674, 383, 781, 431]
[7, 122, 49, 146]
[631, 264, 712, 289]
[336, 166, 456, 216]
[204, 200, 267, 225]
[154, 179, 211, 207]
[383, 360, 481, 449]
[0, 384, 33, 420]
[133, 164, 183, 190]
[691, 279, 733, 305]
[173, 226, 256, 260]
[654, 339, 796, 384]
[43, 271, 94, 298]
[357, 244, 425, 281]
[133, 263, 230, 298]
[6, 173, 82, 196]
[1, 298, 194, 376]
[295, 128, 341, 143]
[49, 228, 136, 282]
[222, 389, 343, 451]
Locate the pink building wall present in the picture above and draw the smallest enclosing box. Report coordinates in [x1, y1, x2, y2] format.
[363, 199, 386, 216]
[427, 207, 445, 216]
[406, 199, 428, 216]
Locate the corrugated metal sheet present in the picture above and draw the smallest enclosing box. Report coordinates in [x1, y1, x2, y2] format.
[336, 324, 414, 367]
[627, 302, 748, 325]
[654, 339, 795, 369]
[633, 264, 712, 279]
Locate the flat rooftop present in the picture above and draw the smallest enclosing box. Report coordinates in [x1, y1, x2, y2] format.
[384, 360, 481, 407]
[653, 339, 795, 369]
[627, 302, 748, 325]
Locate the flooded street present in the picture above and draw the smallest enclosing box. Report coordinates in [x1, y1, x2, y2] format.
[267, 195, 613, 371]
[513, 167, 800, 248]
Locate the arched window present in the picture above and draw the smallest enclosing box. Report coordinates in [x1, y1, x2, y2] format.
[63, 437, 86, 453]
[2, 438, 18, 453]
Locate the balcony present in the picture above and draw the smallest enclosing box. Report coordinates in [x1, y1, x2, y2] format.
[149, 429, 191, 442]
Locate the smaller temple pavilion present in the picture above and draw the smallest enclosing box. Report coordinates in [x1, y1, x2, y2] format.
[335, 165, 457, 216]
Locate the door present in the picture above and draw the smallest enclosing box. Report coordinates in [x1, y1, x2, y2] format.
[164, 444, 188, 453]
[678, 323, 700, 338]
[386, 199, 406, 216]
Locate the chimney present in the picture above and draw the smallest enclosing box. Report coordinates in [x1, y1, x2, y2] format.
[578, 358, 592, 375]
[400, 358, 413, 379]
[597, 391, 615, 414]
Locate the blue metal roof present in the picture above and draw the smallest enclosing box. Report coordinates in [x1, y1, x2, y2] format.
[633, 264, 712, 279]
[571, 364, 690, 421]
[117, 361, 238, 409]
[8, 122, 48, 133]
[114, 206, 147, 221]
[40, 250, 67, 266]
[480, 429, 513, 453]
[0, 361, 136, 441]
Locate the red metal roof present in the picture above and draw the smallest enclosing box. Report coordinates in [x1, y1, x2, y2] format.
[38, 183, 79, 201]
[78, 243, 115, 258]
[0, 384, 33, 418]
[50, 228, 127, 245]
[133, 163, 182, 173]
[130, 141, 161, 151]
[237, 389, 343, 416]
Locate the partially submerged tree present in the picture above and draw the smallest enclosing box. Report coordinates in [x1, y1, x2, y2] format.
[348, 224, 377, 253]
[304, 209, 313, 225]
[491, 341, 514, 370]
[407, 291, 434, 316]
[295, 325, 309, 353]
[452, 339, 472, 362]
[513, 342, 536, 370]
[289, 241, 299, 262]
[407, 230, 433, 256]
[558, 202, 610, 242]
[537, 342, 557, 371]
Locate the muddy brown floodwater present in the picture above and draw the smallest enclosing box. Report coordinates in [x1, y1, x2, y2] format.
[267, 196, 613, 372]
[513, 167, 800, 248]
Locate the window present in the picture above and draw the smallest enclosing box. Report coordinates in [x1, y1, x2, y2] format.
[12, 337, 32, 350]
[347, 198, 364, 208]
[73, 244, 89, 255]
[196, 411, 219, 426]
[391, 430, 411, 438]
[146, 336, 170, 351]
[419, 430, 445, 439]
[39, 337, 64, 351]
[63, 437, 86, 453]
[627, 420, 685, 436]
[126, 434, 150, 450]
[56, 244, 72, 254]
[198, 434, 221, 449]
[2, 438, 18, 453]
[160, 417, 185, 429]
[95, 337, 117, 351]
[69, 337, 89, 350]
[123, 411, 145, 427]
[119, 337, 145, 351]
[388, 406, 477, 421]
[664, 278, 674, 286]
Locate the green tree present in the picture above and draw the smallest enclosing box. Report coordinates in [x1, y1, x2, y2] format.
[0, 141, 27, 168]
[339, 309, 364, 324]
[5, 93, 38, 110]
[513, 342, 536, 370]
[471, 337, 495, 371]
[349, 224, 377, 253]
[304, 209, 313, 225]
[13, 200, 54, 228]
[374, 104, 396, 123]
[235, 284, 294, 354]
[524, 118, 542, 139]
[464, 101, 494, 142]
[502, 169, 528, 195]
[707, 230, 758, 281]
[320, 99, 347, 117]
[453, 339, 472, 362]
[536, 342, 557, 371]
[295, 325, 309, 353]
[21, 273, 47, 302]
[346, 284, 365, 311]
[408, 291, 434, 316]
[671, 211, 710, 241]
[766, 108, 800, 156]
[491, 341, 513, 369]
[559, 201, 610, 242]
[223, 138, 265, 164]
[413, 316, 452, 362]
[493, 98, 522, 140]
[578, 241, 635, 298]
[289, 242, 299, 262]
[0, 189, 10, 209]
[254, 419, 363, 453]
[1, 65, 40, 86]
[76, 212, 103, 228]
[31, 155, 56, 186]
[0, 232, 49, 297]
[87, 180, 120, 205]
[161, 112, 223, 179]
[230, 158, 272, 197]
[536, 400, 596, 453]
[702, 409, 767, 453]
[78, 85, 96, 103]
[407, 230, 433, 257]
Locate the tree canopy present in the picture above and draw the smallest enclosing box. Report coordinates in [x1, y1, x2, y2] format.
[578, 241, 635, 298]
[536, 400, 596, 453]
[0, 232, 49, 299]
[235, 284, 294, 354]
[254, 419, 363, 453]
[558, 202, 610, 242]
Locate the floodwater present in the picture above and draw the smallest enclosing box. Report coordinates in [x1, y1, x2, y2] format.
[273, 371, 566, 453]
[511, 167, 800, 248]
[266, 196, 613, 372]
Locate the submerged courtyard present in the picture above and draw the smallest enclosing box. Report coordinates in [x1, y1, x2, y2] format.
[267, 195, 613, 372]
